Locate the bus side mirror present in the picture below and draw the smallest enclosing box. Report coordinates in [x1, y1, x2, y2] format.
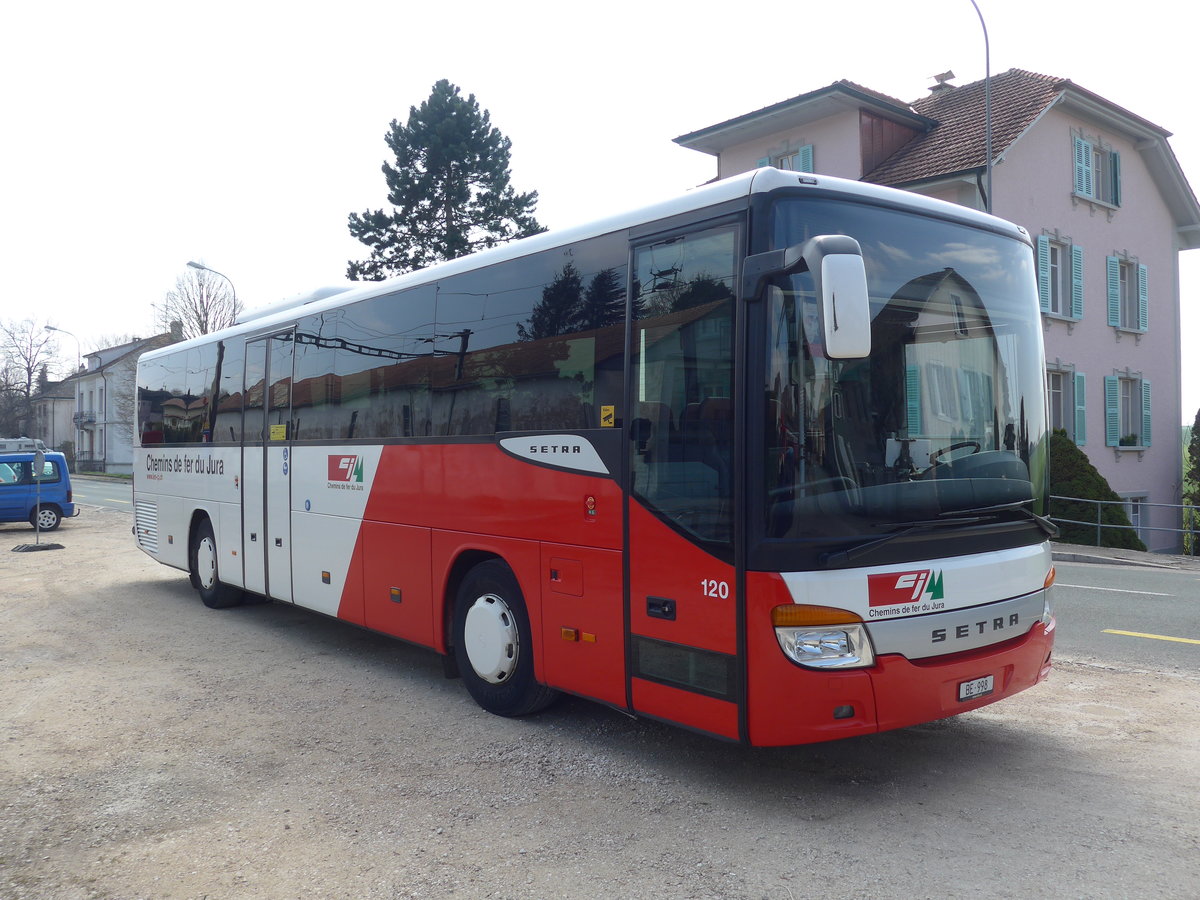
[741, 235, 872, 359]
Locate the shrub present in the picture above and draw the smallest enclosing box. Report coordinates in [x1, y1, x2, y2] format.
[1048, 429, 1146, 550]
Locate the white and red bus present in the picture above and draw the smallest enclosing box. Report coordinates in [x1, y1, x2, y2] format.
[134, 168, 1056, 746]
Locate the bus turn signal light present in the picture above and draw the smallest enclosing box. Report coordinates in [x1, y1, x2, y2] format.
[771, 604, 863, 627]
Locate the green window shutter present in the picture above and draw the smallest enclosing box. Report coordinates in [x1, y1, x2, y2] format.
[1070, 245, 1085, 319]
[1141, 380, 1152, 446]
[1073, 372, 1086, 446]
[797, 144, 814, 173]
[1036, 236, 1051, 311]
[1106, 256, 1121, 326]
[755, 157, 771, 168]
[1074, 137, 1094, 197]
[1104, 376, 1120, 447]
[1110, 151, 1122, 206]
[1137, 264, 1149, 331]
[905, 364, 921, 435]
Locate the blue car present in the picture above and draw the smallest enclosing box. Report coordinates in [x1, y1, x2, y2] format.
[0, 450, 77, 531]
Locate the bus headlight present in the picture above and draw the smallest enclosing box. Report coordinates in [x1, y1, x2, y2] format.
[771, 605, 875, 669]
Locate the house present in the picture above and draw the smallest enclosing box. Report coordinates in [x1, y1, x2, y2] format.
[29, 375, 78, 457]
[71, 327, 179, 474]
[674, 69, 1200, 551]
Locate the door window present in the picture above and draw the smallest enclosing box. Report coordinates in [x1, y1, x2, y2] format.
[630, 223, 739, 545]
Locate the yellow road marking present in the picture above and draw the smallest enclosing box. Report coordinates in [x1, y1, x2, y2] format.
[1103, 629, 1200, 646]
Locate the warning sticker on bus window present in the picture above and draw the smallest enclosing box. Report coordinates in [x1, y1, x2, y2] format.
[601, 406, 615, 427]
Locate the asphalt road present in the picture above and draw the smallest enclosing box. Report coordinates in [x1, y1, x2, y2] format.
[1053, 561, 1200, 673]
[69, 475, 132, 512]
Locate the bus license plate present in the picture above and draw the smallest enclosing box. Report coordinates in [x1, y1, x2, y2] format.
[958, 675, 994, 701]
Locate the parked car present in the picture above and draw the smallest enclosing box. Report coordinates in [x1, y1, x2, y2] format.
[0, 450, 77, 530]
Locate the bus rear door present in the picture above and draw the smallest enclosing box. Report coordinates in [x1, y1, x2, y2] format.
[243, 332, 295, 602]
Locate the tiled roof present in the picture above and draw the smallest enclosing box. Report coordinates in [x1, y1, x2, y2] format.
[866, 69, 1065, 186]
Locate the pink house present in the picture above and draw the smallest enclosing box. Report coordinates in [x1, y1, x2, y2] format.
[675, 69, 1200, 550]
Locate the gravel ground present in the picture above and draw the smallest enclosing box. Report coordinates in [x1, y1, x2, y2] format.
[2, 508, 1198, 899]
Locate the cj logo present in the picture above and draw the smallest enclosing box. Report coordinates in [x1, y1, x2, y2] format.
[327, 455, 363, 483]
[867, 569, 945, 607]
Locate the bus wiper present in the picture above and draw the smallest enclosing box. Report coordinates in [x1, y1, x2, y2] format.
[818, 502, 1057, 569]
[938, 500, 1059, 538]
[818, 517, 984, 568]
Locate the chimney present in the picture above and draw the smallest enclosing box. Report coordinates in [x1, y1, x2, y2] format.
[170, 320, 183, 342]
[929, 70, 956, 93]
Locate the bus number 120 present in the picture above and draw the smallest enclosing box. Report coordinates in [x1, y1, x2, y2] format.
[701, 579, 730, 599]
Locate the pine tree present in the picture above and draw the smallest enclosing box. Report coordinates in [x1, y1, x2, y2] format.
[1184, 409, 1200, 554]
[1185, 408, 1200, 506]
[578, 268, 626, 331]
[347, 80, 545, 280]
[518, 264, 583, 341]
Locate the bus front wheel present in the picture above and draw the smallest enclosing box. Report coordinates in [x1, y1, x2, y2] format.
[453, 560, 558, 717]
[190, 519, 244, 609]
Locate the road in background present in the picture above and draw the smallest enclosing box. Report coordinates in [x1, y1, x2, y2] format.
[1053, 561, 1200, 674]
[70, 476, 132, 512]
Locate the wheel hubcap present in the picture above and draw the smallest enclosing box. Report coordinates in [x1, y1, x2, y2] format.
[36, 510, 56, 529]
[463, 593, 519, 684]
[197, 537, 217, 590]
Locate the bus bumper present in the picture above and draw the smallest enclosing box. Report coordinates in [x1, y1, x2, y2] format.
[746, 619, 1054, 747]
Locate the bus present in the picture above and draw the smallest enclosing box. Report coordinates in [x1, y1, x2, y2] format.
[133, 168, 1056, 746]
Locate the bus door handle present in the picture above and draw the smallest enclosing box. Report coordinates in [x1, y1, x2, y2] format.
[275, 537, 283, 547]
[647, 597, 676, 621]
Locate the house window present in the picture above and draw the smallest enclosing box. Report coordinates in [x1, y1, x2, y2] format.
[926, 362, 959, 422]
[1074, 135, 1121, 206]
[758, 145, 813, 173]
[1104, 375, 1151, 448]
[1037, 236, 1083, 318]
[1047, 368, 1086, 445]
[1123, 495, 1148, 541]
[1106, 256, 1148, 331]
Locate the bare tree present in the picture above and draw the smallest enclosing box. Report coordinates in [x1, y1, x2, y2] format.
[154, 266, 243, 340]
[0, 318, 58, 435]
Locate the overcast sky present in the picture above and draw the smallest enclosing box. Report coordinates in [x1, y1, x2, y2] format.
[4, 0, 1197, 422]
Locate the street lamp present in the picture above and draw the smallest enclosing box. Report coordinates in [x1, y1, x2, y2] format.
[186, 260, 238, 306]
[969, 0, 993, 214]
[44, 324, 80, 375]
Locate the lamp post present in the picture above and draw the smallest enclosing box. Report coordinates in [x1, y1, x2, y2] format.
[186, 260, 238, 306]
[969, 0, 993, 214]
[44, 325, 82, 464]
[44, 324, 80, 374]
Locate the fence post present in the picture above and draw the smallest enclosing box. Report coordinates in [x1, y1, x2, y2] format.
[1095, 500, 1102, 547]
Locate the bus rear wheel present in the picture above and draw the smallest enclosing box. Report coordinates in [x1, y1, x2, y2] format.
[453, 560, 558, 717]
[191, 519, 244, 609]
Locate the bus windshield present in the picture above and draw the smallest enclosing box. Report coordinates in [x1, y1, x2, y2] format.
[763, 197, 1049, 557]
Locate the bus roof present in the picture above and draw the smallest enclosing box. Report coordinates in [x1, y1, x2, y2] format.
[143, 168, 1029, 362]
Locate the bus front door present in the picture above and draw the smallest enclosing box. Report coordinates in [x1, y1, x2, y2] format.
[626, 223, 742, 741]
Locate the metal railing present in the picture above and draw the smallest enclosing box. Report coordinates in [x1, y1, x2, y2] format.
[1049, 494, 1199, 553]
[75, 452, 107, 473]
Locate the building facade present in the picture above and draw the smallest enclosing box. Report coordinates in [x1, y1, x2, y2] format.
[29, 376, 77, 456]
[70, 331, 176, 474]
[675, 69, 1200, 550]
